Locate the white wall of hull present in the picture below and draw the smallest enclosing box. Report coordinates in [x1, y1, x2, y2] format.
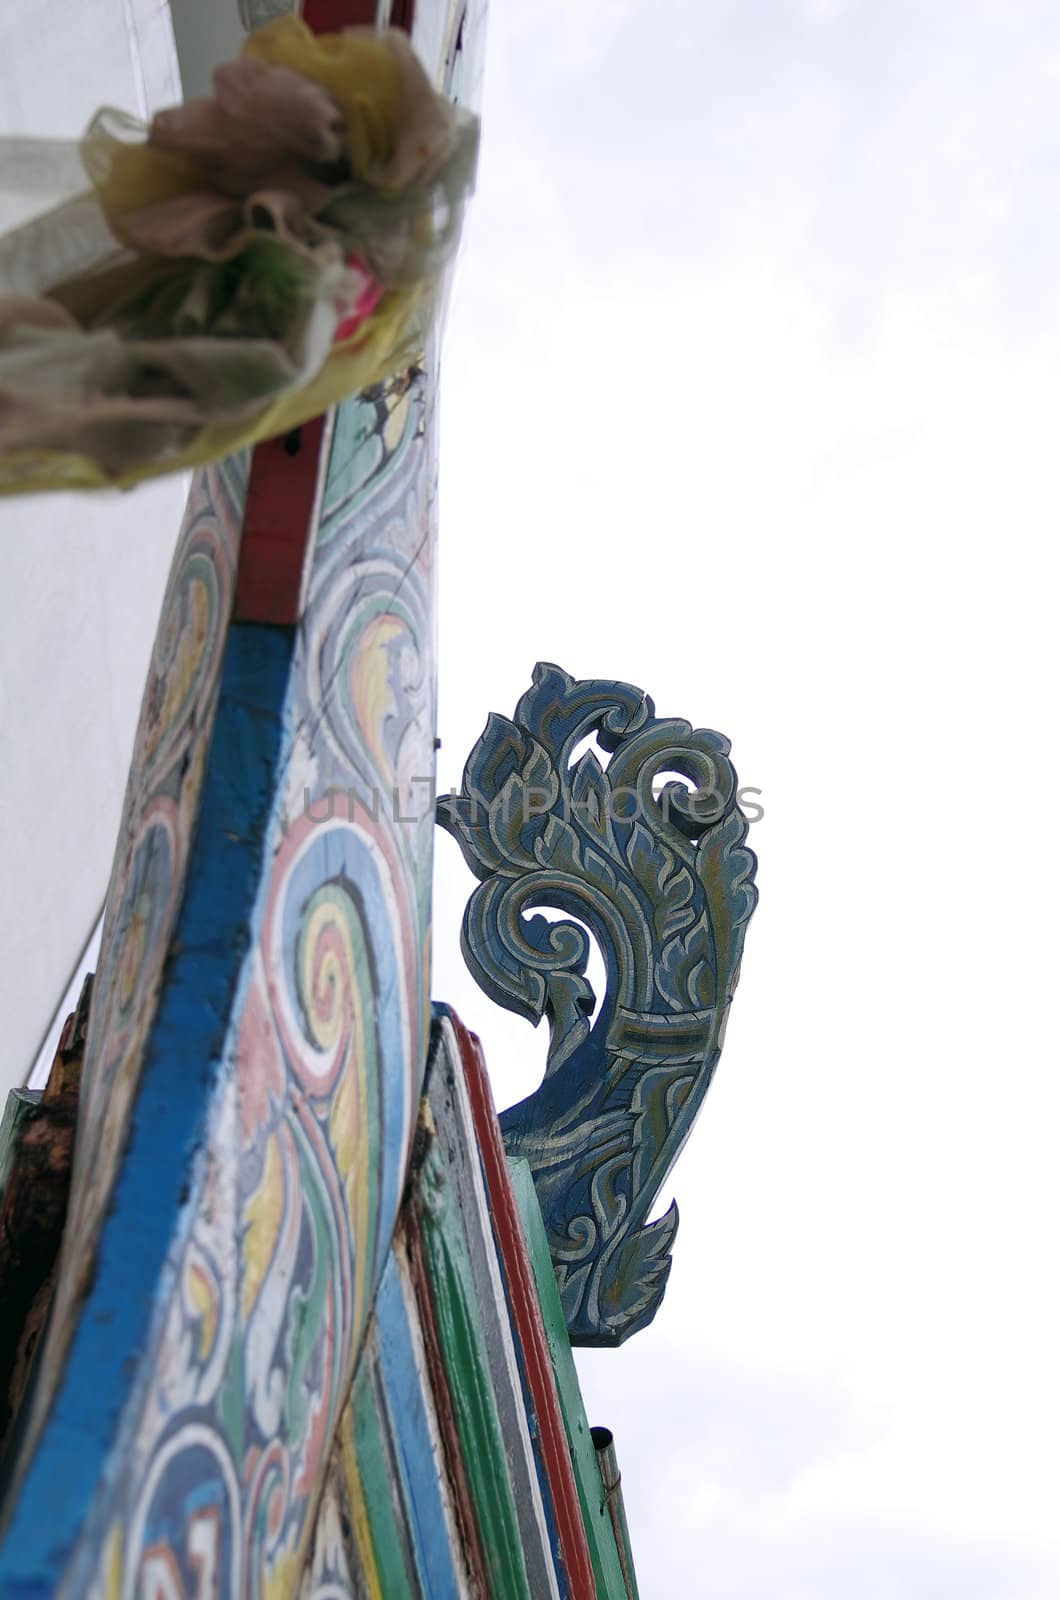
[0, 0, 190, 1091]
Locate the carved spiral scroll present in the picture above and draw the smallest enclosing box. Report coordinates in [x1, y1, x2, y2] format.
[437, 663, 758, 1345]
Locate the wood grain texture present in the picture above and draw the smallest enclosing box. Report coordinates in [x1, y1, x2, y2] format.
[345, 1341, 417, 1599]
[293, 1004, 643, 1598]
[297, 1009, 606, 1599]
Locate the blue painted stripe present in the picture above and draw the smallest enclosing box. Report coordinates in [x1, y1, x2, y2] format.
[373, 1253, 463, 1600]
[0, 624, 294, 1597]
[507, 1339, 572, 1600]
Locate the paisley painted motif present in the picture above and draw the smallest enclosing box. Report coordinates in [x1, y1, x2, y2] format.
[53, 355, 438, 1598]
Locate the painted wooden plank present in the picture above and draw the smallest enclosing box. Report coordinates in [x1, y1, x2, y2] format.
[453, 1007, 598, 1600]
[425, 1014, 561, 1600]
[345, 1346, 416, 1600]
[500, 1308, 574, 1600]
[510, 1159, 633, 1600]
[407, 1112, 534, 1600]
[301, 1011, 591, 1600]
[403, 1205, 493, 1596]
[374, 1243, 469, 1599]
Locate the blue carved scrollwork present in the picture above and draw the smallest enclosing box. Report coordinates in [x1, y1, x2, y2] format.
[437, 663, 758, 1345]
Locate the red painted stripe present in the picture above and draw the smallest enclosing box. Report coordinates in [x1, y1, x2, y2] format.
[452, 1010, 599, 1600]
[235, 0, 412, 623]
[233, 418, 327, 625]
[301, 0, 379, 31]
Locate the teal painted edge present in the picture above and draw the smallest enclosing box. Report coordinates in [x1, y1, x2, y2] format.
[415, 1132, 534, 1600]
[509, 1157, 635, 1600]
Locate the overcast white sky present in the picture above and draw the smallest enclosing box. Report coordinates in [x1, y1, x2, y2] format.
[432, 2, 1060, 1594]
[2, 1, 1058, 1592]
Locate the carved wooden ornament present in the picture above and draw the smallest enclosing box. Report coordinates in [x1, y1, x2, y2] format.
[438, 663, 758, 1346]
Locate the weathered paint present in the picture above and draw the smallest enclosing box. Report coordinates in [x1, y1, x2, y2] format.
[327, 1233, 480, 1599]
[279, 1001, 644, 1598]
[299, 1233, 483, 1600]
[60, 360, 440, 1597]
[409, 1117, 534, 1600]
[373, 1246, 469, 1598]
[293, 1006, 622, 1597]
[404, 1208, 492, 1593]
[451, 1007, 597, 1600]
[510, 1158, 632, 1600]
[346, 1345, 417, 1599]
[425, 1015, 560, 1600]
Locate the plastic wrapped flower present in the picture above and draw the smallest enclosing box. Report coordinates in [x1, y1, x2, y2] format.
[0, 17, 478, 492]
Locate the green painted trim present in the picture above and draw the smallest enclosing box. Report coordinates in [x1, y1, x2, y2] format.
[415, 1134, 534, 1600]
[350, 1335, 417, 1600]
[510, 1157, 635, 1600]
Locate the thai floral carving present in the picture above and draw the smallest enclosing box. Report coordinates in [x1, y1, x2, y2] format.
[438, 663, 758, 1345]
